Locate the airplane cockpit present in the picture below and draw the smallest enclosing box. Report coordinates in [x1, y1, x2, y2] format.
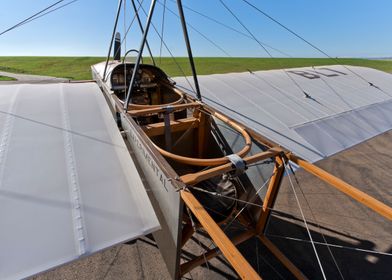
[108, 63, 182, 108]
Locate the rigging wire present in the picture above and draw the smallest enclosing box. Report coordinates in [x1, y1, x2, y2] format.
[157, 0, 231, 57]
[266, 233, 392, 257]
[255, 237, 287, 280]
[0, 0, 79, 37]
[171, 121, 197, 149]
[282, 159, 328, 280]
[14, 0, 79, 30]
[166, 0, 291, 58]
[185, 204, 211, 274]
[103, 0, 123, 81]
[239, 0, 385, 92]
[105, 0, 143, 81]
[130, 0, 156, 66]
[123, 0, 127, 90]
[258, 251, 286, 280]
[191, 186, 263, 208]
[194, 168, 290, 278]
[201, 170, 276, 249]
[124, 0, 127, 55]
[225, 174, 271, 228]
[244, 72, 323, 118]
[0, 0, 64, 36]
[159, 0, 167, 65]
[123, 0, 127, 57]
[135, 0, 196, 94]
[287, 161, 345, 279]
[218, 0, 312, 99]
[311, 66, 353, 110]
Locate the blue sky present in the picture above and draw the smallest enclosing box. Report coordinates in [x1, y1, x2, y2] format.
[1, 0, 391, 57]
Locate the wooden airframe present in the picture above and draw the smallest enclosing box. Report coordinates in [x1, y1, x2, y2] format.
[94, 0, 392, 279]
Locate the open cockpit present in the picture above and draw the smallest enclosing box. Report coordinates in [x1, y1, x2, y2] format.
[106, 62, 263, 223]
[109, 63, 183, 109]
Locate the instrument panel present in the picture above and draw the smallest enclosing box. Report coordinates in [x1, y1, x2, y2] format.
[110, 64, 159, 91]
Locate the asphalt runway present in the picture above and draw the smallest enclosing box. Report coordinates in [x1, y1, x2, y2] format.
[0, 71, 68, 83]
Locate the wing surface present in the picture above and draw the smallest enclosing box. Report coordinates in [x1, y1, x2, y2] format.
[0, 82, 159, 280]
[175, 65, 392, 162]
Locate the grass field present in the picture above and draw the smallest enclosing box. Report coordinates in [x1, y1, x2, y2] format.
[0, 75, 16, 81]
[1, 56, 392, 80]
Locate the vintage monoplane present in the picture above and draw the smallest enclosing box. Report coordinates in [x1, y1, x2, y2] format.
[1, 1, 392, 279]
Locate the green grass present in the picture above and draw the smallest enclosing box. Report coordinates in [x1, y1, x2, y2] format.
[1, 56, 392, 80]
[0, 57, 103, 80]
[0, 75, 16, 81]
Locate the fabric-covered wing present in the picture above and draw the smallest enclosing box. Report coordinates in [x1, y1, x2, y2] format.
[0, 82, 159, 280]
[175, 65, 392, 162]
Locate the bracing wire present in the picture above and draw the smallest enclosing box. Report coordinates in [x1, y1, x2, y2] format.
[259, 252, 286, 280]
[267, 233, 392, 257]
[218, 0, 312, 99]
[105, 0, 144, 81]
[124, 0, 127, 54]
[287, 161, 345, 279]
[157, 0, 232, 57]
[201, 170, 276, 250]
[119, 0, 143, 55]
[185, 204, 211, 274]
[167, 0, 291, 57]
[195, 168, 290, 278]
[191, 186, 263, 208]
[311, 66, 353, 110]
[135, 0, 197, 94]
[239, 0, 385, 92]
[123, 0, 127, 90]
[159, 0, 167, 65]
[283, 159, 327, 280]
[0, 0, 81, 37]
[0, 0, 64, 36]
[15, 0, 79, 29]
[130, 0, 156, 66]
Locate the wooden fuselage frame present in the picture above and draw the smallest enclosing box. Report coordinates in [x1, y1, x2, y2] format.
[92, 64, 392, 280]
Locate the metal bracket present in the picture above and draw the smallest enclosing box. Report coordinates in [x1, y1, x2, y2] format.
[226, 154, 247, 177]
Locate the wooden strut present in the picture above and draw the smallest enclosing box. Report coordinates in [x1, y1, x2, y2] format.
[197, 110, 207, 158]
[179, 151, 392, 279]
[253, 155, 308, 280]
[180, 230, 255, 276]
[288, 154, 392, 221]
[128, 102, 200, 116]
[130, 91, 391, 277]
[180, 190, 262, 280]
[181, 149, 281, 185]
[256, 156, 285, 234]
[141, 117, 198, 137]
[258, 235, 308, 280]
[181, 223, 194, 248]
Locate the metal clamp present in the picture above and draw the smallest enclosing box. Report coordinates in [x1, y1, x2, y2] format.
[226, 154, 247, 177]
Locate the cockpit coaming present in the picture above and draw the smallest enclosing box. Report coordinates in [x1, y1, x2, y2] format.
[109, 63, 181, 107]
